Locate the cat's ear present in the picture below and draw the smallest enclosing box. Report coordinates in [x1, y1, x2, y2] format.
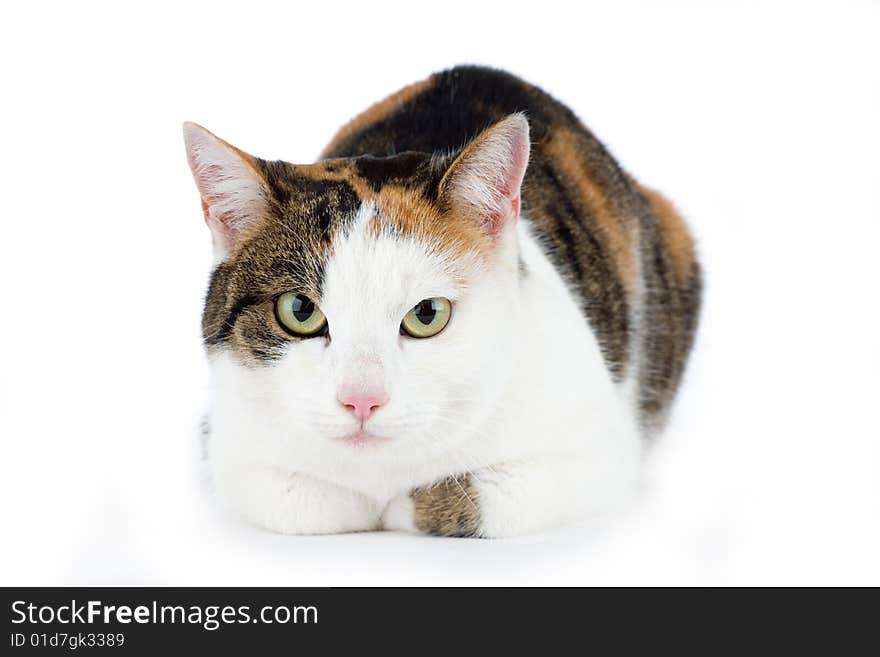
[439, 113, 530, 237]
[182, 122, 270, 260]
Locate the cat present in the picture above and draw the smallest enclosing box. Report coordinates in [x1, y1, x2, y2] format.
[183, 65, 701, 538]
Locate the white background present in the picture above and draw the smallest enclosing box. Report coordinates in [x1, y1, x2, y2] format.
[1, 1, 877, 585]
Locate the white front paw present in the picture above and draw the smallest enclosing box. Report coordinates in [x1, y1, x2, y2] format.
[381, 494, 417, 534]
[217, 466, 381, 535]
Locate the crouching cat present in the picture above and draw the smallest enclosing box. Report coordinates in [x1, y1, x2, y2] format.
[183, 66, 701, 538]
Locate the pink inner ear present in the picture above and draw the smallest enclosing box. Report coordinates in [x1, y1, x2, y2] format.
[193, 164, 237, 245]
[502, 134, 530, 201]
[485, 129, 529, 236]
[511, 196, 521, 220]
[183, 122, 267, 254]
[444, 114, 531, 238]
[194, 163, 234, 224]
[199, 194, 233, 246]
[485, 194, 521, 238]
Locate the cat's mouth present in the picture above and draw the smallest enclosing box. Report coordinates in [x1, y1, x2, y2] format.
[337, 429, 391, 447]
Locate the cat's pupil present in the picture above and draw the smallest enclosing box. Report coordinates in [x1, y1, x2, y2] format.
[291, 294, 315, 322]
[414, 299, 436, 325]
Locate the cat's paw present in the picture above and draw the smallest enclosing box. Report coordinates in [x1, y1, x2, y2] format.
[380, 494, 417, 534]
[382, 477, 482, 538]
[218, 466, 382, 535]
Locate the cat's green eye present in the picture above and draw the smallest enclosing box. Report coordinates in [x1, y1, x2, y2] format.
[400, 297, 452, 338]
[275, 292, 327, 337]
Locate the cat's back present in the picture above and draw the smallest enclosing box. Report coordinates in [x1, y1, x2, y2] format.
[322, 65, 701, 430]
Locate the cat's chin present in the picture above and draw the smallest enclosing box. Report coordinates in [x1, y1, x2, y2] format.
[336, 429, 392, 448]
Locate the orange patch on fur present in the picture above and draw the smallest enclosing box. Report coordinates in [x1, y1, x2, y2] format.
[374, 186, 490, 261]
[641, 186, 696, 283]
[544, 127, 636, 294]
[320, 77, 434, 159]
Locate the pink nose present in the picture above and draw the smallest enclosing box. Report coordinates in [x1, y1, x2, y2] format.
[339, 392, 388, 422]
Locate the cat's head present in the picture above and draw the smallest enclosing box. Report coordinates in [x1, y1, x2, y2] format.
[184, 115, 530, 467]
